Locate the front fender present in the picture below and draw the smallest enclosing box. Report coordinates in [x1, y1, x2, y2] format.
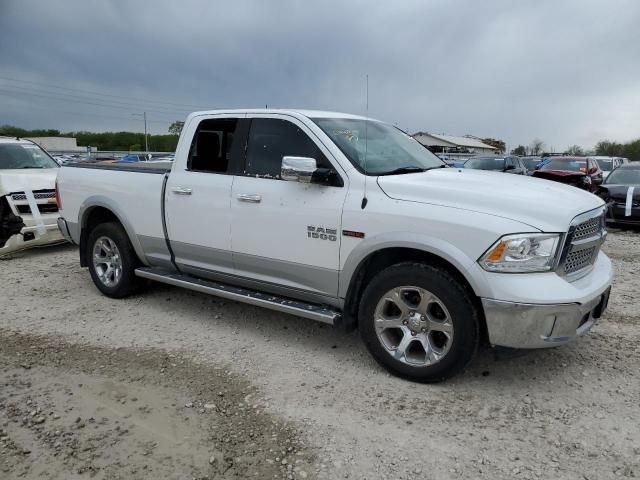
[338, 231, 491, 299]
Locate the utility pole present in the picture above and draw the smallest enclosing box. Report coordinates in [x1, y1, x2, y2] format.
[132, 112, 149, 153]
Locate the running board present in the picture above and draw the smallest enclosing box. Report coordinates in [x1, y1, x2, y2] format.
[135, 267, 341, 325]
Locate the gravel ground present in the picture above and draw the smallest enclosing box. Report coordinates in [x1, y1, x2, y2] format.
[1, 229, 639, 479]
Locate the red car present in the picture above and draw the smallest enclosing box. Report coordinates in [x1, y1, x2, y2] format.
[533, 156, 603, 192]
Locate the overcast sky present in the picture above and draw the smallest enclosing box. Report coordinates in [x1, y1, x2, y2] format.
[1, 0, 638, 150]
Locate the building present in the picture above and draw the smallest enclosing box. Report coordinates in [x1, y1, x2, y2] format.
[413, 132, 499, 155]
[25, 137, 88, 153]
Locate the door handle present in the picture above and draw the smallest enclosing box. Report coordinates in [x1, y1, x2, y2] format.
[237, 193, 262, 203]
[171, 186, 192, 195]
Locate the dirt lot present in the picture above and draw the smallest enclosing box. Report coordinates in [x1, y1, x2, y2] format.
[1, 230, 639, 479]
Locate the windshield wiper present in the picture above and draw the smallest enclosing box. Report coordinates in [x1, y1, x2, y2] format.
[379, 166, 427, 176]
[21, 166, 44, 169]
[424, 164, 447, 170]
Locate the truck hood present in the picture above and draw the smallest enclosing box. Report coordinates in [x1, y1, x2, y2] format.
[376, 168, 604, 232]
[0, 169, 58, 196]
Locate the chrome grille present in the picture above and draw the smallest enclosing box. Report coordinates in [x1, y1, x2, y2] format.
[572, 216, 602, 241]
[564, 247, 597, 274]
[558, 210, 606, 280]
[11, 190, 56, 201]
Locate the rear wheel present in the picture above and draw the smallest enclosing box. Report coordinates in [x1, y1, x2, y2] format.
[359, 262, 479, 383]
[86, 222, 142, 298]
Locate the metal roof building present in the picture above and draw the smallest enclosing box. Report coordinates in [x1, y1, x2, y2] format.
[413, 132, 499, 155]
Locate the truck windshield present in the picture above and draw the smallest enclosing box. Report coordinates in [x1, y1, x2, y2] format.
[0, 143, 59, 170]
[312, 118, 444, 175]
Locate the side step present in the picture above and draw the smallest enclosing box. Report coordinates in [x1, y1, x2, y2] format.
[135, 267, 341, 325]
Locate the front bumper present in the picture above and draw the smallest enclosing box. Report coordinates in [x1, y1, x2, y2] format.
[482, 286, 611, 349]
[0, 222, 65, 256]
[605, 204, 640, 224]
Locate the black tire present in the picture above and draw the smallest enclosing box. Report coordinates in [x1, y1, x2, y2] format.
[358, 262, 479, 383]
[86, 222, 143, 298]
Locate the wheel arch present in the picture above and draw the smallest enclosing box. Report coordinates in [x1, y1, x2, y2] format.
[78, 197, 148, 267]
[340, 237, 488, 341]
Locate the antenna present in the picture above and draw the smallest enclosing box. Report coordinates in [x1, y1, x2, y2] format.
[361, 74, 369, 209]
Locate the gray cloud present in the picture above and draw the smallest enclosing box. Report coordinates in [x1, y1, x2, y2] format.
[1, 0, 638, 150]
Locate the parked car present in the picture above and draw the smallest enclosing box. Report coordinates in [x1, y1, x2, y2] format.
[520, 156, 544, 175]
[118, 153, 149, 163]
[596, 162, 640, 226]
[0, 137, 66, 255]
[463, 156, 528, 175]
[533, 156, 603, 192]
[591, 156, 623, 180]
[451, 158, 468, 168]
[57, 109, 612, 383]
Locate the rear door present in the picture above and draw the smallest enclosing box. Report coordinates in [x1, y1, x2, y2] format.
[230, 114, 347, 299]
[165, 114, 248, 278]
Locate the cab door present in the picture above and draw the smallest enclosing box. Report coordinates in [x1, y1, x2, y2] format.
[164, 114, 248, 279]
[230, 115, 347, 299]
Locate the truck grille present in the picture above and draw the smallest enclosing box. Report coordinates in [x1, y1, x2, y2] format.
[11, 189, 56, 201]
[572, 216, 602, 241]
[558, 210, 606, 279]
[564, 246, 597, 274]
[16, 204, 59, 214]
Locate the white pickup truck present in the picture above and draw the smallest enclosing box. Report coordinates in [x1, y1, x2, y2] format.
[56, 109, 612, 382]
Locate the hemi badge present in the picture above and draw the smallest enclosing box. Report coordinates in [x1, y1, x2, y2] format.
[343, 230, 365, 238]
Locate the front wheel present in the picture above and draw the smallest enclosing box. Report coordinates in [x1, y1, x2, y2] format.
[86, 222, 143, 298]
[358, 262, 479, 383]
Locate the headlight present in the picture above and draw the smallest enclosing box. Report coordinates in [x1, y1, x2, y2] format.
[479, 233, 561, 273]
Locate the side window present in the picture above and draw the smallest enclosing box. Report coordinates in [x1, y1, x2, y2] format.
[188, 118, 238, 173]
[245, 118, 330, 178]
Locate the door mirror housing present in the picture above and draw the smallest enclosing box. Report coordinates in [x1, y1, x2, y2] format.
[281, 156, 317, 183]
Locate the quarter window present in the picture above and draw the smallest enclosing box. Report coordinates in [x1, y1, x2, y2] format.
[245, 119, 329, 178]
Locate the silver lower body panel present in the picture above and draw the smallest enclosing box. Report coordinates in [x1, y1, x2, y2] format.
[482, 286, 611, 348]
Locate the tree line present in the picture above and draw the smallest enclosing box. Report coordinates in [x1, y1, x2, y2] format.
[510, 137, 640, 161]
[0, 124, 180, 152]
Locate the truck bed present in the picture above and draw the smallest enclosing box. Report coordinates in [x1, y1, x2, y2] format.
[57, 162, 171, 266]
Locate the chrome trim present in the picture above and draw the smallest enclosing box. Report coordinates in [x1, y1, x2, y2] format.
[557, 207, 607, 281]
[135, 267, 341, 325]
[281, 156, 317, 183]
[171, 186, 192, 195]
[236, 193, 262, 203]
[482, 287, 610, 349]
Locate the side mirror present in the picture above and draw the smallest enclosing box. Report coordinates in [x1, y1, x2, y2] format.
[281, 156, 317, 183]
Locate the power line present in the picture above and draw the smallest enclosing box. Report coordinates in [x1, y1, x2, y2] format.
[0, 75, 212, 110]
[0, 82, 193, 115]
[0, 93, 172, 126]
[0, 86, 186, 118]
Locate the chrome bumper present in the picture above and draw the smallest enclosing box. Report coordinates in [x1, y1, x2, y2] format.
[482, 287, 611, 349]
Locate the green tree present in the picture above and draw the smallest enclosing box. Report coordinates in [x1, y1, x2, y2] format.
[511, 145, 526, 156]
[481, 138, 506, 153]
[595, 140, 623, 157]
[168, 121, 185, 136]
